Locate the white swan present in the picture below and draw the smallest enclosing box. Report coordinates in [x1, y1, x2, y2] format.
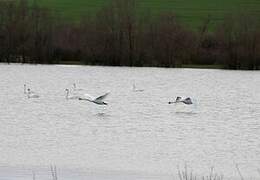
[73, 83, 84, 91]
[65, 89, 81, 100]
[27, 88, 40, 98]
[169, 97, 193, 105]
[79, 92, 109, 105]
[133, 83, 144, 92]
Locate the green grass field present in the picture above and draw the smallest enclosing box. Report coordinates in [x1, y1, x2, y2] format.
[31, 0, 260, 28]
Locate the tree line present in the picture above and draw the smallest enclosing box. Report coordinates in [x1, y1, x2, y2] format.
[0, 0, 259, 69]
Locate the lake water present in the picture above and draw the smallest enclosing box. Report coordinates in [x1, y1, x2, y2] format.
[0, 64, 259, 180]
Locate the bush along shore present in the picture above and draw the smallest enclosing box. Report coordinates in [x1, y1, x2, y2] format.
[0, 0, 259, 70]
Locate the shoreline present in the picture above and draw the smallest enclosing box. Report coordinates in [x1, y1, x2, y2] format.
[2, 62, 260, 71]
[0, 62, 233, 70]
[0, 165, 258, 180]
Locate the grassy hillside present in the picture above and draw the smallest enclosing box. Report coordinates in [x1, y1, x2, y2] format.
[30, 0, 260, 28]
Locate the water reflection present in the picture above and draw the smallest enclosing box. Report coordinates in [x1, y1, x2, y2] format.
[175, 111, 198, 115]
[96, 112, 107, 117]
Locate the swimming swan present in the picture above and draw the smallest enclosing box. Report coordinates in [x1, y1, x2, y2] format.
[27, 88, 40, 98]
[73, 83, 84, 91]
[169, 97, 193, 105]
[133, 83, 144, 92]
[65, 89, 81, 100]
[79, 92, 109, 105]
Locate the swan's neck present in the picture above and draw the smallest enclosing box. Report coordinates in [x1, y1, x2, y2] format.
[66, 90, 69, 99]
[24, 85, 26, 94]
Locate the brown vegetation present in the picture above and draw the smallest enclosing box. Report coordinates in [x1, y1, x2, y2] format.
[0, 0, 259, 69]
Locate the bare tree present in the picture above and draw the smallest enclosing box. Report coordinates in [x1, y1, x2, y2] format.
[216, 12, 260, 69]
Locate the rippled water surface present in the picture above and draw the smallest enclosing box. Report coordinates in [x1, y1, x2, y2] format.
[0, 64, 259, 180]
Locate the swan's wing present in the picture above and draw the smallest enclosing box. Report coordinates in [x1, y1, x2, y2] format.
[176, 97, 182, 102]
[185, 98, 192, 102]
[95, 92, 110, 101]
[83, 93, 95, 101]
[183, 98, 193, 104]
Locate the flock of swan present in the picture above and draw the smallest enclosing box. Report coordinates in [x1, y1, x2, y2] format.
[24, 83, 193, 106]
[24, 83, 111, 105]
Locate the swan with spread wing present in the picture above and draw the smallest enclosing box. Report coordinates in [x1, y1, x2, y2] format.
[79, 92, 110, 105]
[169, 97, 193, 105]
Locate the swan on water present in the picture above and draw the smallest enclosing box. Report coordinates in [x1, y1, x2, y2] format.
[73, 83, 84, 91]
[133, 83, 144, 92]
[79, 92, 109, 105]
[169, 97, 193, 105]
[65, 89, 81, 100]
[27, 88, 40, 98]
